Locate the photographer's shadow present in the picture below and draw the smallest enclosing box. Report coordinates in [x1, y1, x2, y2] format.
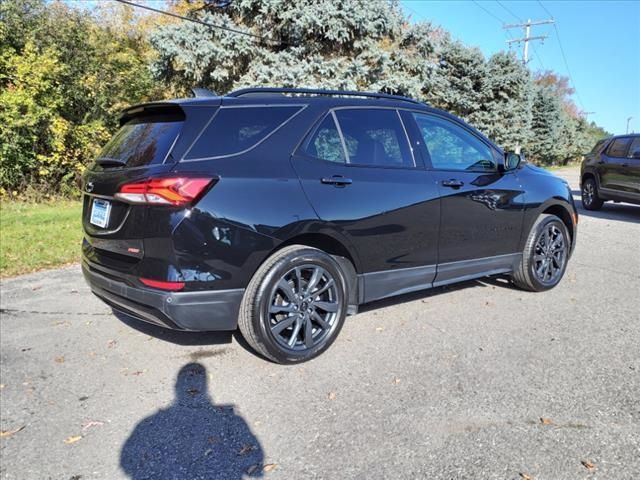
[121, 363, 264, 480]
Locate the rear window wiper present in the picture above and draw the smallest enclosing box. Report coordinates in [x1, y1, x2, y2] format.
[96, 157, 127, 167]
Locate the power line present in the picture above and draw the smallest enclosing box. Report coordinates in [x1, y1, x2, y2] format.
[536, 1, 586, 111]
[496, 0, 521, 21]
[112, 0, 281, 46]
[471, 0, 507, 25]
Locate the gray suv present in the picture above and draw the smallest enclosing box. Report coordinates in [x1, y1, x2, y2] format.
[581, 134, 640, 210]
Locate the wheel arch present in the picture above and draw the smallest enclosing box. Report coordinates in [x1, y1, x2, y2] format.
[265, 232, 361, 309]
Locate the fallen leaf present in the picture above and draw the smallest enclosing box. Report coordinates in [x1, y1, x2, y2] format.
[64, 435, 82, 444]
[263, 463, 277, 472]
[0, 425, 25, 437]
[204, 448, 213, 457]
[581, 460, 595, 471]
[70, 289, 78, 294]
[129, 370, 145, 376]
[540, 417, 553, 425]
[54, 356, 65, 364]
[375, 327, 384, 332]
[328, 391, 336, 400]
[81, 421, 104, 432]
[246, 464, 260, 475]
[238, 444, 256, 455]
[0, 384, 4, 389]
[107, 340, 117, 348]
[519, 473, 534, 480]
[392, 378, 401, 384]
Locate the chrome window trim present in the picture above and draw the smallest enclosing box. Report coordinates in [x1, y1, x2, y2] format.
[181, 104, 308, 162]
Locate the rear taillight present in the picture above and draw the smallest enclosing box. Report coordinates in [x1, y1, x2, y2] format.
[115, 177, 214, 206]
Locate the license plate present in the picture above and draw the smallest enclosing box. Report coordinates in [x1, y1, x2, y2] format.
[90, 199, 111, 228]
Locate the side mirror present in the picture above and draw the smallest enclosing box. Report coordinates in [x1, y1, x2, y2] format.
[632, 149, 640, 159]
[504, 151, 522, 171]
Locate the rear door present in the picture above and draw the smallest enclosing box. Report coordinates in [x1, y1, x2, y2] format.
[600, 136, 633, 194]
[623, 136, 640, 199]
[407, 112, 525, 285]
[291, 107, 441, 302]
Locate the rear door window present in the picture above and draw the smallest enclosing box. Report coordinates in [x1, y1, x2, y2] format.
[606, 137, 632, 158]
[333, 109, 415, 168]
[185, 106, 303, 160]
[626, 137, 640, 158]
[303, 114, 346, 163]
[96, 112, 183, 169]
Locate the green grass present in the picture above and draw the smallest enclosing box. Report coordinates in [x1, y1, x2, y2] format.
[0, 200, 83, 277]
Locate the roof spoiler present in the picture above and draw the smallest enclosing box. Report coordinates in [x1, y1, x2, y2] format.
[192, 88, 217, 98]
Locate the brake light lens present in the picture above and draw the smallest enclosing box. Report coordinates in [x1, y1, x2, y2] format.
[139, 277, 185, 291]
[115, 177, 213, 206]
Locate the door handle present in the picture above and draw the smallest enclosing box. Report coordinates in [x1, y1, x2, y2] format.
[321, 176, 353, 186]
[442, 179, 464, 188]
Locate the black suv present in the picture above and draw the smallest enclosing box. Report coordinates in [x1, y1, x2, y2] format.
[82, 87, 577, 363]
[580, 134, 640, 210]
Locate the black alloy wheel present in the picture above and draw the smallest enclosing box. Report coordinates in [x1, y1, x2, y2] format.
[238, 245, 348, 364]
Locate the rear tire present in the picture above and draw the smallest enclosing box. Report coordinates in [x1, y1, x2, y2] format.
[512, 214, 570, 292]
[581, 177, 603, 210]
[238, 245, 348, 364]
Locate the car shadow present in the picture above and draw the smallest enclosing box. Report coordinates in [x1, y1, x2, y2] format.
[570, 190, 640, 224]
[120, 362, 265, 480]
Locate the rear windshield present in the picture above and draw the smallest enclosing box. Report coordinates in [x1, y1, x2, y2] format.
[95, 112, 183, 169]
[185, 106, 303, 160]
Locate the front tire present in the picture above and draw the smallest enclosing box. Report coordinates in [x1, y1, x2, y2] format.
[238, 245, 348, 364]
[581, 177, 603, 210]
[512, 214, 570, 292]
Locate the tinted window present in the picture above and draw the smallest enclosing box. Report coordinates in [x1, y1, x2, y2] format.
[334, 109, 414, 167]
[186, 106, 302, 159]
[607, 137, 632, 158]
[304, 114, 346, 163]
[591, 139, 608, 154]
[626, 137, 640, 158]
[96, 113, 183, 168]
[413, 113, 496, 171]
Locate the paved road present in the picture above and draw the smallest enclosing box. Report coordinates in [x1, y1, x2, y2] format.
[1, 167, 639, 480]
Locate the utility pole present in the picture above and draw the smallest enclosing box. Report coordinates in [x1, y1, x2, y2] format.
[627, 117, 634, 134]
[580, 111, 596, 121]
[504, 19, 554, 64]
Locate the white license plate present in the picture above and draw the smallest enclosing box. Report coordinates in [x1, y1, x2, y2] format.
[90, 199, 111, 228]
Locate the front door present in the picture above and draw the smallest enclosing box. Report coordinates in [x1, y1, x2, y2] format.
[407, 112, 525, 285]
[291, 108, 441, 302]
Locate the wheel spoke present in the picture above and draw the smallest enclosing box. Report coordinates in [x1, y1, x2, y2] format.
[287, 318, 303, 346]
[305, 267, 322, 294]
[271, 316, 296, 335]
[314, 301, 338, 313]
[277, 279, 297, 303]
[269, 304, 297, 314]
[304, 316, 314, 348]
[294, 267, 303, 294]
[311, 310, 331, 329]
[311, 278, 334, 298]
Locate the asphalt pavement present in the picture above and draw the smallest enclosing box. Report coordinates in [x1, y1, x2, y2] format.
[1, 167, 639, 479]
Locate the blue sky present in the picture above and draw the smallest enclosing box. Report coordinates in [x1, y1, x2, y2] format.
[68, 0, 639, 135]
[401, 0, 640, 135]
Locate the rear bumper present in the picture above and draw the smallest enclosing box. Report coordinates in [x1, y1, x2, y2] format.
[82, 260, 243, 331]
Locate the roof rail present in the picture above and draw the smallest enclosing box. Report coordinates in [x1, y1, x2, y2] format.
[226, 87, 423, 105]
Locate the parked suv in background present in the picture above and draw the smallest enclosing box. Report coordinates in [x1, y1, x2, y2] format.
[82, 87, 578, 363]
[581, 134, 640, 210]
